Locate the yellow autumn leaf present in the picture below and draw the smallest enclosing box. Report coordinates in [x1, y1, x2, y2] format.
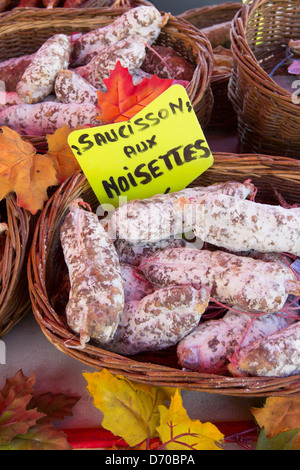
[251, 397, 300, 439]
[157, 389, 224, 451]
[83, 369, 175, 448]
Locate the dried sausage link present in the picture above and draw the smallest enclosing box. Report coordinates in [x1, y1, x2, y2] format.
[17, 34, 71, 104]
[104, 285, 210, 355]
[228, 321, 300, 377]
[0, 101, 100, 135]
[139, 248, 300, 313]
[177, 306, 298, 375]
[60, 200, 124, 347]
[194, 192, 300, 256]
[72, 5, 169, 66]
[109, 180, 255, 243]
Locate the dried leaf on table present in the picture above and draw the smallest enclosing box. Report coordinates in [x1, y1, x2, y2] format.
[0, 369, 77, 450]
[45, 125, 81, 184]
[0, 424, 72, 450]
[0, 126, 58, 214]
[0, 370, 45, 445]
[28, 391, 80, 425]
[83, 369, 175, 448]
[251, 397, 300, 443]
[96, 61, 174, 124]
[157, 389, 224, 451]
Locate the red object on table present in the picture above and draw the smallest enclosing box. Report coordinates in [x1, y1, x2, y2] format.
[63, 420, 258, 450]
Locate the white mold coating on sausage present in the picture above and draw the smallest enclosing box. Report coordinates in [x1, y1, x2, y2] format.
[104, 285, 210, 355]
[177, 306, 298, 374]
[75, 35, 148, 90]
[139, 248, 299, 313]
[17, 34, 71, 104]
[109, 180, 255, 243]
[72, 5, 169, 66]
[230, 321, 300, 377]
[194, 192, 300, 256]
[60, 201, 124, 347]
[0, 101, 100, 135]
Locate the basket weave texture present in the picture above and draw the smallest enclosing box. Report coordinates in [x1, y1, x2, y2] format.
[178, 2, 241, 29]
[180, 2, 241, 128]
[0, 6, 214, 129]
[0, 194, 33, 337]
[82, 0, 153, 7]
[229, 0, 300, 157]
[27, 153, 300, 397]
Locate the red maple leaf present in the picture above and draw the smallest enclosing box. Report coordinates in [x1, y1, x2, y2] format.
[96, 61, 174, 124]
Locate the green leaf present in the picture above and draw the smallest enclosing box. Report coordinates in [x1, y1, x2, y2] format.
[28, 392, 80, 424]
[0, 424, 72, 450]
[256, 427, 300, 450]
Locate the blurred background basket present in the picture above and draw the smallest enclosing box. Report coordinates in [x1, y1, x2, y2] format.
[0, 5, 214, 130]
[179, 2, 241, 128]
[27, 153, 300, 397]
[229, 0, 300, 157]
[179, 2, 241, 29]
[0, 194, 33, 337]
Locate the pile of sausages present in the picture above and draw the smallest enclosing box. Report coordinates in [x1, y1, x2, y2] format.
[60, 180, 300, 378]
[0, 5, 173, 135]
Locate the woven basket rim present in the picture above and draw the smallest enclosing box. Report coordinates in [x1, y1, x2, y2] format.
[179, 1, 242, 20]
[27, 153, 300, 396]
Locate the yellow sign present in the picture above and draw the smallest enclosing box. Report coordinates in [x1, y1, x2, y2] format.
[68, 84, 213, 207]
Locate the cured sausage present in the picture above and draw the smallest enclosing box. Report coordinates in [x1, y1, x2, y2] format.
[104, 285, 210, 355]
[228, 321, 300, 377]
[141, 45, 195, 80]
[60, 200, 124, 347]
[114, 236, 197, 266]
[0, 91, 24, 111]
[120, 262, 155, 302]
[109, 180, 255, 243]
[0, 101, 100, 135]
[72, 5, 169, 66]
[0, 54, 34, 92]
[75, 35, 148, 90]
[177, 305, 298, 375]
[139, 248, 300, 313]
[17, 34, 71, 104]
[194, 192, 300, 256]
[54, 69, 98, 104]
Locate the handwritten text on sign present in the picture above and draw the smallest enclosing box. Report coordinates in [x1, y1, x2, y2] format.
[68, 84, 213, 207]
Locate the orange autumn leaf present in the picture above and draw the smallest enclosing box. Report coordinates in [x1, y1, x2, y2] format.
[45, 125, 81, 184]
[0, 127, 58, 214]
[96, 61, 174, 124]
[251, 397, 300, 439]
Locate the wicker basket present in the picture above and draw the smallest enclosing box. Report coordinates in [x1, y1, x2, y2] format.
[229, 0, 300, 157]
[82, 0, 153, 7]
[0, 193, 33, 337]
[0, 6, 214, 129]
[180, 3, 241, 128]
[27, 153, 300, 397]
[179, 2, 241, 30]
